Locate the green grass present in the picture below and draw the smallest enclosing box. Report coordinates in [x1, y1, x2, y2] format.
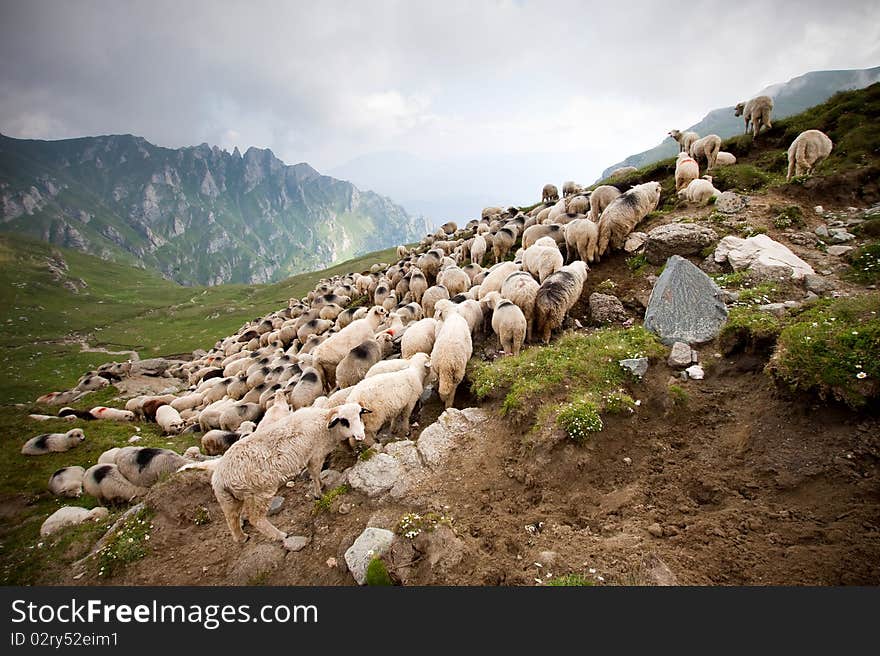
[720, 306, 784, 354]
[556, 399, 603, 443]
[313, 484, 350, 514]
[470, 326, 664, 431]
[771, 204, 805, 229]
[365, 557, 394, 586]
[667, 384, 689, 407]
[95, 507, 154, 578]
[845, 241, 880, 284]
[769, 295, 880, 408]
[546, 573, 593, 586]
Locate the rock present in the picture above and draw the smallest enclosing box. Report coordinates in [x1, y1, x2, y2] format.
[344, 527, 395, 585]
[814, 205, 824, 215]
[589, 292, 628, 324]
[384, 440, 423, 472]
[714, 191, 747, 213]
[624, 232, 647, 253]
[667, 341, 695, 368]
[417, 407, 486, 468]
[319, 469, 346, 489]
[40, 506, 108, 536]
[647, 523, 664, 537]
[758, 303, 788, 318]
[644, 255, 728, 346]
[641, 554, 679, 586]
[700, 254, 723, 274]
[347, 453, 404, 498]
[803, 274, 834, 294]
[282, 535, 310, 552]
[827, 245, 854, 256]
[644, 223, 718, 264]
[815, 225, 830, 238]
[714, 234, 814, 280]
[685, 365, 704, 380]
[829, 229, 856, 243]
[267, 496, 284, 516]
[619, 357, 649, 378]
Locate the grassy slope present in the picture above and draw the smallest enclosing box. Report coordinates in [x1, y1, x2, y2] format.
[0, 234, 400, 402]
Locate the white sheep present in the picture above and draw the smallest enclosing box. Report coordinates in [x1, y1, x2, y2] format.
[290, 367, 325, 409]
[364, 358, 411, 378]
[534, 260, 589, 344]
[431, 310, 472, 408]
[589, 185, 621, 222]
[522, 236, 564, 283]
[48, 466, 86, 497]
[679, 176, 721, 204]
[668, 129, 699, 153]
[219, 402, 264, 431]
[335, 334, 394, 389]
[259, 390, 293, 428]
[401, 317, 438, 358]
[734, 95, 774, 137]
[500, 271, 540, 342]
[715, 151, 736, 167]
[437, 266, 471, 297]
[156, 404, 185, 435]
[115, 446, 189, 487]
[485, 292, 527, 356]
[89, 406, 135, 422]
[675, 151, 700, 192]
[421, 285, 450, 319]
[83, 463, 150, 504]
[787, 129, 833, 181]
[21, 429, 85, 456]
[597, 181, 662, 257]
[312, 306, 387, 389]
[492, 226, 517, 263]
[40, 506, 108, 537]
[205, 403, 369, 543]
[542, 184, 560, 203]
[471, 234, 487, 265]
[347, 353, 434, 443]
[566, 195, 588, 215]
[562, 181, 582, 197]
[609, 166, 638, 179]
[689, 134, 722, 171]
[477, 261, 520, 299]
[563, 218, 599, 264]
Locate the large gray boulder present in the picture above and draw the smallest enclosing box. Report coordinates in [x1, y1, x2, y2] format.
[417, 407, 489, 468]
[347, 453, 404, 498]
[644, 224, 718, 264]
[644, 255, 728, 346]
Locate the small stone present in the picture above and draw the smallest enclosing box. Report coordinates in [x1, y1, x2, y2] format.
[685, 365, 704, 380]
[647, 523, 664, 537]
[589, 292, 628, 324]
[537, 550, 559, 566]
[344, 527, 395, 585]
[668, 341, 694, 368]
[815, 225, 830, 238]
[623, 457, 633, 465]
[338, 502, 352, 515]
[758, 302, 788, 318]
[619, 357, 649, 378]
[283, 535, 309, 552]
[803, 274, 834, 294]
[814, 205, 824, 215]
[267, 496, 284, 516]
[830, 230, 856, 243]
[827, 245, 854, 256]
[624, 232, 648, 253]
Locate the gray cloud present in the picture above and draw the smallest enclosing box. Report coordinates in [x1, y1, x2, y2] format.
[1, 0, 878, 183]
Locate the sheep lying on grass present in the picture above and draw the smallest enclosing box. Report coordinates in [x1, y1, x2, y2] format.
[83, 463, 150, 504]
[22, 429, 85, 456]
[48, 466, 85, 497]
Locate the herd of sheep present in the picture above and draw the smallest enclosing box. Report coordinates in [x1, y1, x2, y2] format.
[23, 94, 835, 548]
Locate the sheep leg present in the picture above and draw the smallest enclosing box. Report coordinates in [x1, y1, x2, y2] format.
[399, 399, 418, 436]
[244, 494, 286, 542]
[307, 456, 324, 499]
[216, 487, 248, 543]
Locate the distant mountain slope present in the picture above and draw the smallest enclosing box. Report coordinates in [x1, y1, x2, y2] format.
[600, 66, 880, 179]
[0, 134, 429, 285]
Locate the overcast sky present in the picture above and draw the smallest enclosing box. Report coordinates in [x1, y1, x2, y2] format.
[2, 0, 879, 182]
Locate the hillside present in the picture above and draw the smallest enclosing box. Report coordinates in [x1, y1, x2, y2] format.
[601, 66, 880, 179]
[0, 84, 879, 587]
[0, 234, 401, 403]
[0, 134, 429, 285]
